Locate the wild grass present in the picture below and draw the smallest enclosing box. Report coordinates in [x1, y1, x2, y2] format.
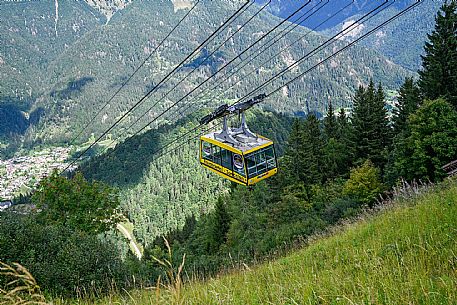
[52, 178, 457, 304]
[0, 261, 48, 305]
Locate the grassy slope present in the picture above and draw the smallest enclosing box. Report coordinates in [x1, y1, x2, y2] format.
[59, 179, 457, 304]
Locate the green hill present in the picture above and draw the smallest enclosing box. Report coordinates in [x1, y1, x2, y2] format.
[63, 178, 456, 304]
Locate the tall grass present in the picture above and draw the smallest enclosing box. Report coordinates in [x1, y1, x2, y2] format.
[0, 261, 48, 305]
[179, 179, 457, 304]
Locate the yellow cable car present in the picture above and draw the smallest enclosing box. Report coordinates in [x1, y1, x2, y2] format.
[199, 94, 278, 186]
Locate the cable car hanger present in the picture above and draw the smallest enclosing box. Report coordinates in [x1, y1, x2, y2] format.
[200, 94, 266, 147]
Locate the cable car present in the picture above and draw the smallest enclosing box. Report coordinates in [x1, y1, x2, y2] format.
[199, 94, 278, 186]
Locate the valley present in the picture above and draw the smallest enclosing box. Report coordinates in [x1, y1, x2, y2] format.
[0, 146, 73, 200]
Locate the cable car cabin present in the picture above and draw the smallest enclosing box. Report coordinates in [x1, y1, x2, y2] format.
[199, 94, 277, 186]
[200, 132, 277, 186]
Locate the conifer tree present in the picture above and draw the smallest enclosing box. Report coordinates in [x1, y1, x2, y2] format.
[337, 108, 350, 139]
[418, 1, 457, 109]
[392, 77, 421, 134]
[282, 118, 306, 184]
[391, 99, 457, 182]
[301, 114, 323, 189]
[350, 80, 390, 169]
[209, 197, 231, 252]
[374, 83, 392, 149]
[323, 101, 337, 140]
[322, 105, 353, 180]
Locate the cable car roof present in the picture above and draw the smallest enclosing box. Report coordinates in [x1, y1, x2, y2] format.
[201, 130, 273, 154]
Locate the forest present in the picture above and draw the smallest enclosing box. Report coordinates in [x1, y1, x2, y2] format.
[0, 1, 456, 301]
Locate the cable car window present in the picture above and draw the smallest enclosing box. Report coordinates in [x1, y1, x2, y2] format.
[212, 145, 221, 165]
[246, 154, 257, 178]
[245, 145, 276, 179]
[221, 148, 232, 169]
[202, 141, 213, 161]
[255, 151, 267, 175]
[265, 146, 276, 169]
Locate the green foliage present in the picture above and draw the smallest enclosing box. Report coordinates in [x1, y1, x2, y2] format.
[282, 115, 323, 196]
[32, 171, 122, 234]
[343, 160, 384, 207]
[55, 178, 457, 305]
[0, 213, 129, 296]
[391, 99, 457, 182]
[207, 197, 231, 253]
[171, 180, 457, 305]
[323, 101, 337, 139]
[300, 114, 324, 189]
[418, 1, 457, 109]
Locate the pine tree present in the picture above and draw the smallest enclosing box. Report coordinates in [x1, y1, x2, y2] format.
[392, 77, 422, 134]
[350, 84, 371, 162]
[208, 197, 231, 252]
[282, 118, 306, 184]
[418, 1, 457, 109]
[323, 101, 337, 140]
[350, 80, 390, 170]
[374, 83, 392, 149]
[322, 106, 353, 180]
[391, 99, 457, 182]
[337, 108, 350, 139]
[301, 114, 323, 190]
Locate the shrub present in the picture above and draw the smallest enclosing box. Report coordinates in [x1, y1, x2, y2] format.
[343, 160, 384, 207]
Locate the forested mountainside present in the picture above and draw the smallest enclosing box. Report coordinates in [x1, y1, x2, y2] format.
[80, 109, 293, 246]
[0, 0, 412, 150]
[260, 0, 414, 29]
[322, 0, 444, 71]
[262, 0, 443, 70]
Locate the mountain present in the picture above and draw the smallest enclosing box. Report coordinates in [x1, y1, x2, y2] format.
[0, 0, 412, 151]
[259, 0, 444, 70]
[322, 0, 444, 71]
[258, 0, 416, 30]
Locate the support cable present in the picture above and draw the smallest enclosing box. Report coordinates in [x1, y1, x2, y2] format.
[151, 0, 421, 162]
[62, 0, 252, 173]
[126, 0, 388, 155]
[108, 0, 270, 147]
[67, 0, 201, 147]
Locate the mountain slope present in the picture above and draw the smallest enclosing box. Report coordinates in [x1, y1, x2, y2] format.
[80, 109, 293, 246]
[322, 0, 444, 71]
[177, 180, 456, 304]
[261, 0, 444, 70]
[0, 0, 413, 146]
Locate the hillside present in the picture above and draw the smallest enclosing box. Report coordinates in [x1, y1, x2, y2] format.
[261, 0, 444, 70]
[64, 179, 457, 304]
[322, 0, 444, 71]
[0, 0, 413, 149]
